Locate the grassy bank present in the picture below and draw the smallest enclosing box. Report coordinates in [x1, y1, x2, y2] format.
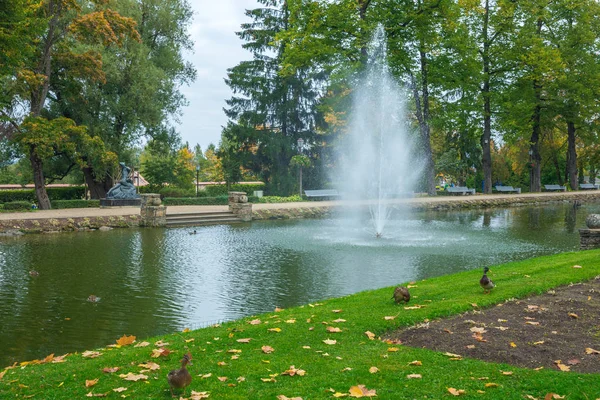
[2, 250, 600, 399]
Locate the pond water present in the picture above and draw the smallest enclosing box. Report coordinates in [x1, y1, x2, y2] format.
[0, 202, 596, 366]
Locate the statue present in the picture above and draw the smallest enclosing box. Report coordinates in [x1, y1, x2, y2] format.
[106, 162, 140, 200]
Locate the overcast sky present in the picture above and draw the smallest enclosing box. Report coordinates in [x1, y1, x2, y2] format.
[176, 0, 260, 152]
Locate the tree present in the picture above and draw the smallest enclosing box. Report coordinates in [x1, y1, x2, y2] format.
[224, 0, 322, 195]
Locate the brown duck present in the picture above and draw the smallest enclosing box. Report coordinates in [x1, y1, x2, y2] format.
[167, 352, 192, 398]
[392, 286, 410, 304]
[480, 267, 495, 294]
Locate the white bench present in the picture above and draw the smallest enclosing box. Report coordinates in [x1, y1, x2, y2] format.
[544, 184, 566, 192]
[580, 183, 598, 190]
[495, 185, 521, 194]
[304, 189, 341, 200]
[447, 186, 475, 195]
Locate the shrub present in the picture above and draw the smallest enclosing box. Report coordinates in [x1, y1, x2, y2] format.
[258, 195, 304, 203]
[0, 186, 85, 203]
[51, 200, 100, 209]
[204, 183, 265, 197]
[163, 195, 259, 206]
[2, 201, 34, 210]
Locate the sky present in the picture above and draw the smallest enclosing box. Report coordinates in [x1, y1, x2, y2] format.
[176, 0, 260, 152]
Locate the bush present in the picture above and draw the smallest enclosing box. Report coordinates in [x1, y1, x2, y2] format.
[2, 201, 34, 210]
[204, 183, 265, 197]
[163, 196, 259, 206]
[258, 195, 304, 203]
[0, 186, 85, 203]
[51, 200, 100, 209]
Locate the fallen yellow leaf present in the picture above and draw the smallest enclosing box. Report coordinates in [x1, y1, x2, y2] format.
[190, 391, 210, 399]
[349, 385, 376, 397]
[406, 374, 422, 379]
[365, 331, 376, 340]
[568, 313, 578, 319]
[137, 362, 160, 371]
[485, 383, 499, 388]
[369, 367, 379, 374]
[85, 379, 99, 387]
[262, 346, 274, 354]
[276, 396, 303, 400]
[115, 335, 136, 346]
[384, 316, 395, 320]
[248, 319, 262, 325]
[327, 327, 342, 333]
[134, 341, 150, 348]
[387, 347, 399, 352]
[323, 339, 337, 345]
[408, 360, 422, 366]
[112, 387, 127, 392]
[82, 351, 102, 358]
[447, 387, 466, 396]
[281, 365, 306, 376]
[218, 376, 228, 382]
[585, 348, 600, 354]
[268, 328, 282, 333]
[236, 338, 252, 343]
[510, 342, 517, 348]
[119, 372, 148, 381]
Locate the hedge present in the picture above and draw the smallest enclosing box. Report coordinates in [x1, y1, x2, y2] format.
[163, 196, 259, 206]
[0, 186, 85, 203]
[204, 183, 265, 197]
[2, 201, 33, 210]
[51, 200, 100, 209]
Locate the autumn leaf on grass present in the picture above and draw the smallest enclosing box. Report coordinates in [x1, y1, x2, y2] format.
[138, 362, 160, 371]
[236, 338, 252, 343]
[281, 365, 306, 377]
[406, 374, 422, 379]
[323, 339, 337, 345]
[365, 331, 376, 340]
[277, 396, 303, 400]
[572, 265, 582, 269]
[112, 387, 127, 393]
[119, 372, 148, 381]
[85, 378, 99, 387]
[268, 328, 282, 333]
[82, 351, 102, 358]
[485, 383, 499, 388]
[218, 376, 228, 382]
[554, 360, 570, 372]
[274, 307, 284, 312]
[102, 367, 120, 373]
[443, 352, 462, 359]
[0, 370, 6, 380]
[408, 360, 422, 366]
[151, 348, 171, 358]
[134, 341, 150, 348]
[384, 316, 395, 321]
[501, 371, 513, 376]
[285, 319, 296, 324]
[262, 346, 274, 354]
[248, 319, 262, 325]
[447, 388, 466, 396]
[115, 335, 136, 346]
[327, 327, 342, 333]
[154, 340, 169, 347]
[349, 385, 377, 398]
[585, 348, 600, 354]
[333, 392, 349, 398]
[85, 392, 108, 397]
[369, 367, 379, 374]
[544, 394, 565, 400]
[190, 391, 210, 399]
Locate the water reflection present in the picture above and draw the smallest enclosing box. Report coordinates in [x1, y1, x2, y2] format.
[0, 202, 598, 366]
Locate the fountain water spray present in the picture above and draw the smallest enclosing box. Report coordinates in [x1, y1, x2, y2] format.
[336, 25, 422, 237]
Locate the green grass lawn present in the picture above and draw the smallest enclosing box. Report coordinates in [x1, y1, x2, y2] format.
[2, 250, 600, 399]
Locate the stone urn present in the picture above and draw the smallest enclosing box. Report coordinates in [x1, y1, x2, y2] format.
[585, 214, 600, 229]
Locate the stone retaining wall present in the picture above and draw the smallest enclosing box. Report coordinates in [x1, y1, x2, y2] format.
[0, 215, 140, 235]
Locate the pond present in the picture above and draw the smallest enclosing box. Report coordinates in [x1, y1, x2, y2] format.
[0, 202, 595, 366]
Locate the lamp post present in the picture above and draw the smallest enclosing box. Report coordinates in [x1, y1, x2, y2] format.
[297, 138, 304, 197]
[196, 164, 200, 197]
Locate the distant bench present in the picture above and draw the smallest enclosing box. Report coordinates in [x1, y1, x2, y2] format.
[544, 184, 566, 192]
[304, 189, 341, 200]
[580, 183, 599, 190]
[495, 185, 521, 194]
[447, 186, 476, 195]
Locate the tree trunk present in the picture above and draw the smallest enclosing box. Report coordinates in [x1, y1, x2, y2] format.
[566, 120, 577, 190]
[83, 167, 112, 199]
[480, 0, 492, 194]
[29, 147, 51, 209]
[529, 103, 542, 192]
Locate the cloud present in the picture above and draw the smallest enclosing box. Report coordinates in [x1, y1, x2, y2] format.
[177, 0, 260, 151]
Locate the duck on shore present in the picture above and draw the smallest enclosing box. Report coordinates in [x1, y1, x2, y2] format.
[167, 352, 192, 397]
[480, 267, 495, 294]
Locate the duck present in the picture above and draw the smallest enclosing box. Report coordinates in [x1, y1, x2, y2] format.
[480, 267, 495, 294]
[392, 286, 410, 304]
[87, 295, 100, 303]
[167, 352, 193, 398]
[189, 230, 197, 235]
[29, 270, 39, 277]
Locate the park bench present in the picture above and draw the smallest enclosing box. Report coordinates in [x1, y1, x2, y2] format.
[580, 183, 599, 190]
[304, 189, 341, 200]
[544, 184, 566, 192]
[495, 185, 521, 194]
[446, 186, 476, 195]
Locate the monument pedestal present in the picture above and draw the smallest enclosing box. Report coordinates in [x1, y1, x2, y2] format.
[139, 194, 166, 227]
[100, 198, 141, 207]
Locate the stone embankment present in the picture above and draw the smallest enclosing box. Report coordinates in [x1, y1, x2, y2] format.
[1, 191, 599, 234]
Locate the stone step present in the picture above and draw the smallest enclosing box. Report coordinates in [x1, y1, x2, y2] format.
[166, 217, 243, 227]
[166, 212, 235, 221]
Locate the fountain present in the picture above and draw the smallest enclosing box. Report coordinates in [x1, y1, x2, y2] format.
[335, 25, 422, 237]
